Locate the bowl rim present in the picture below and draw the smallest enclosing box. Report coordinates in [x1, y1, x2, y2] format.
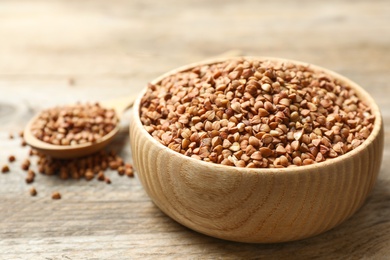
[131, 56, 383, 174]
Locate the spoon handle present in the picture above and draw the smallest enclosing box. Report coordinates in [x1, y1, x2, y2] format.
[101, 94, 138, 117]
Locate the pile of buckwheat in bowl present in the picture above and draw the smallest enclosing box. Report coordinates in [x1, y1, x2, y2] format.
[139, 57, 375, 168]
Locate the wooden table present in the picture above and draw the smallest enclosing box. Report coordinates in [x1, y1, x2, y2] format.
[1, 0, 389, 258]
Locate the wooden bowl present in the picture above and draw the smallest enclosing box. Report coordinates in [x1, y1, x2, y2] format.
[129, 57, 384, 243]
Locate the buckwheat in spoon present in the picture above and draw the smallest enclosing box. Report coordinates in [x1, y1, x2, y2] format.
[24, 95, 137, 159]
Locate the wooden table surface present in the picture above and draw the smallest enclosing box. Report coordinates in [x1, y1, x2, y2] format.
[1, 0, 389, 259]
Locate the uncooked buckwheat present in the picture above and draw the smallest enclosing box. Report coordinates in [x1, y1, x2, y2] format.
[140, 58, 375, 168]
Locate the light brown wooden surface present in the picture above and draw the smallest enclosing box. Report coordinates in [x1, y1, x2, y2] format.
[1, 0, 390, 259]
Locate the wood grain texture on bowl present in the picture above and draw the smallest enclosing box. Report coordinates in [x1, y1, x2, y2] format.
[129, 57, 384, 243]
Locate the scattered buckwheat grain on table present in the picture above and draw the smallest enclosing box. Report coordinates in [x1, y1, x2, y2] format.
[2, 101, 134, 200]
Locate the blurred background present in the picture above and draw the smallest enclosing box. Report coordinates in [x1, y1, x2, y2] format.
[0, 0, 388, 106]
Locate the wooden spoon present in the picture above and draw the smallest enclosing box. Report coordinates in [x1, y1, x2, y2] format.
[23, 95, 137, 159]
